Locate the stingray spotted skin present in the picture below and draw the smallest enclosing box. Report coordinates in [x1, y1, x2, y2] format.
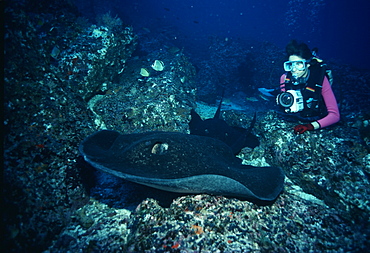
[80, 130, 284, 201]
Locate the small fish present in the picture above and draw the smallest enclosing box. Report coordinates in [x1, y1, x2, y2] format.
[245, 97, 259, 102]
[259, 94, 270, 101]
[50, 46, 60, 59]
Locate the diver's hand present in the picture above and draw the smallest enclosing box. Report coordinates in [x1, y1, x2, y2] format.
[293, 124, 314, 134]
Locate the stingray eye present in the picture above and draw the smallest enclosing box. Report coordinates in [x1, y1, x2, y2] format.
[151, 142, 169, 155]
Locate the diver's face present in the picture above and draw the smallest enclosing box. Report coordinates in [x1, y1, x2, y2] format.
[288, 55, 310, 79]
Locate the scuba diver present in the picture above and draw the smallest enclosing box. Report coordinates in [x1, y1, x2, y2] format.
[259, 40, 340, 134]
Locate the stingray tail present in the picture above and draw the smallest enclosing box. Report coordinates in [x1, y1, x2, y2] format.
[247, 112, 257, 132]
[214, 88, 225, 119]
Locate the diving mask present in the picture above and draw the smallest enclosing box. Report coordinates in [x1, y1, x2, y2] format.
[284, 60, 308, 72]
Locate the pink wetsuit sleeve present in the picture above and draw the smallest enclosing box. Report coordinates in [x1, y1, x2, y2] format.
[316, 76, 340, 128]
[280, 74, 286, 91]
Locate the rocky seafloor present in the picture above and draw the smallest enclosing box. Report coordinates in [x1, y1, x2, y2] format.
[3, 1, 370, 252]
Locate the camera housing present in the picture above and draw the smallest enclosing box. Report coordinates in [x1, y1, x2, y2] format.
[277, 90, 304, 113]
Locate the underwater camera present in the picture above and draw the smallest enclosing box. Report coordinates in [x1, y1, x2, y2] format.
[277, 90, 304, 113]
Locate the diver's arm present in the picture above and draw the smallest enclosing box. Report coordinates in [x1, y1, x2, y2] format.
[294, 76, 339, 134]
[314, 76, 340, 129]
[279, 74, 286, 91]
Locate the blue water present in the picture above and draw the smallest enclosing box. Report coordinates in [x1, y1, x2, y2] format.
[75, 0, 370, 70]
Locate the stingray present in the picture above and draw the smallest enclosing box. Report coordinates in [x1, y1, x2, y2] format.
[189, 97, 260, 155]
[80, 130, 284, 201]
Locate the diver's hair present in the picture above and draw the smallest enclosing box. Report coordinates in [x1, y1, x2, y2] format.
[286, 40, 312, 60]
